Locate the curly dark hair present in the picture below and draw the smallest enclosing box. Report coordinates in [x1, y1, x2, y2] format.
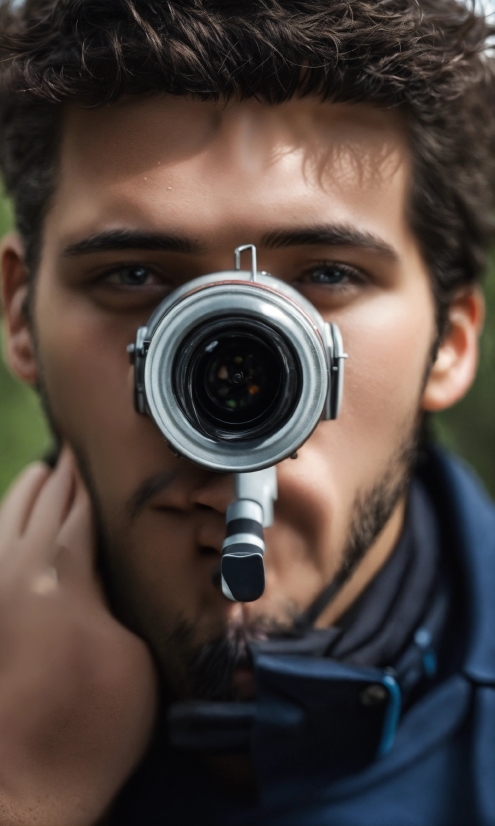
[0, 0, 494, 332]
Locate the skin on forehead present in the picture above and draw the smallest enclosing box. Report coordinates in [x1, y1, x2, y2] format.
[30, 93, 438, 684]
[51, 95, 412, 261]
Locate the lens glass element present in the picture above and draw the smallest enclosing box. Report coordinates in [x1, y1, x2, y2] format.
[199, 334, 279, 421]
[173, 317, 301, 441]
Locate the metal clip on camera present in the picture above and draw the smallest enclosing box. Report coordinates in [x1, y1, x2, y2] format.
[128, 245, 347, 602]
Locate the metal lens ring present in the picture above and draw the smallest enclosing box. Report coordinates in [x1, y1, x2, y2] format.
[144, 282, 329, 472]
[173, 316, 301, 442]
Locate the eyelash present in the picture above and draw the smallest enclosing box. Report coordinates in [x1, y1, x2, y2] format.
[96, 260, 365, 294]
[299, 260, 365, 288]
[98, 264, 164, 287]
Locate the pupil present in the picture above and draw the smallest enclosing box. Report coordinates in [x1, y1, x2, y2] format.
[125, 267, 148, 285]
[313, 267, 341, 284]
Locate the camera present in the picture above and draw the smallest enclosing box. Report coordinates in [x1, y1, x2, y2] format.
[128, 245, 347, 602]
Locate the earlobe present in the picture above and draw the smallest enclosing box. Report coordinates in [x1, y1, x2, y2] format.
[1, 232, 38, 386]
[422, 289, 485, 413]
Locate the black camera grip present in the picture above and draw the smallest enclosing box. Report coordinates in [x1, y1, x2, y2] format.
[221, 508, 266, 602]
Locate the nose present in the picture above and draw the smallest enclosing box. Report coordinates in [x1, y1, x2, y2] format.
[192, 473, 236, 595]
[192, 471, 236, 515]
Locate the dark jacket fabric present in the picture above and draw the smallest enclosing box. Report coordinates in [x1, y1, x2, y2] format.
[112, 448, 495, 825]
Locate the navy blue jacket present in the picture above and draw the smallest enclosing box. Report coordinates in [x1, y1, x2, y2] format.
[114, 449, 495, 826]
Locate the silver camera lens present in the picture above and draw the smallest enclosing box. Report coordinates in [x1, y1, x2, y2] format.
[173, 316, 301, 442]
[129, 260, 345, 473]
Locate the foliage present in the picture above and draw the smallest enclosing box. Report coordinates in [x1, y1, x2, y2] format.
[0, 356, 51, 494]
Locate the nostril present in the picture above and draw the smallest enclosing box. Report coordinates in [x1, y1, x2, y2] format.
[211, 562, 222, 589]
[199, 545, 218, 556]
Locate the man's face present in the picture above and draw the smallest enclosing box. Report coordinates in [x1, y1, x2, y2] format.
[29, 95, 436, 696]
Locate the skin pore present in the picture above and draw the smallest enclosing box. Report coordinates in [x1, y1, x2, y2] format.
[1, 95, 482, 707]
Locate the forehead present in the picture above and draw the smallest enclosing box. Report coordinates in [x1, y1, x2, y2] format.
[53, 95, 410, 238]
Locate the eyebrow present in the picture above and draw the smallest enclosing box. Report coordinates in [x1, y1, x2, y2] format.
[62, 223, 397, 260]
[260, 225, 398, 258]
[62, 229, 205, 257]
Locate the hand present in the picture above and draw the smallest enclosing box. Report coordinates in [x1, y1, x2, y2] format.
[0, 449, 158, 826]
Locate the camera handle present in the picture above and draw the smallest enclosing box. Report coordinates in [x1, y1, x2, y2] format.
[221, 467, 278, 602]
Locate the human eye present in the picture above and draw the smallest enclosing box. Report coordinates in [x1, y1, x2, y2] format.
[86, 261, 175, 312]
[299, 261, 365, 289]
[102, 264, 161, 287]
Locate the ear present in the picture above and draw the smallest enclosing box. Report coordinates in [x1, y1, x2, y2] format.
[1, 232, 38, 386]
[422, 288, 485, 412]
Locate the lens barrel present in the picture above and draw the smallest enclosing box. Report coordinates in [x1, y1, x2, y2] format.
[138, 274, 332, 472]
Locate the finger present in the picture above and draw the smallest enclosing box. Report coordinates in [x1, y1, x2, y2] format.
[23, 448, 76, 556]
[55, 480, 96, 582]
[0, 462, 51, 546]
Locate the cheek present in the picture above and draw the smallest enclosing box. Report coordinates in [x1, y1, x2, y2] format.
[34, 279, 171, 505]
[328, 272, 434, 485]
[342, 290, 434, 445]
[270, 284, 435, 575]
[37, 304, 131, 446]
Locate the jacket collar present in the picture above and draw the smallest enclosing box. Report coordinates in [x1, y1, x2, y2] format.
[420, 447, 495, 685]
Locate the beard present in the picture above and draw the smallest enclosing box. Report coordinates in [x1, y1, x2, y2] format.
[176, 422, 421, 701]
[35, 365, 423, 703]
[88, 419, 423, 703]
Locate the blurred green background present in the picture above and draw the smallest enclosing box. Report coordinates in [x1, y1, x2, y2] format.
[0, 200, 494, 499]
